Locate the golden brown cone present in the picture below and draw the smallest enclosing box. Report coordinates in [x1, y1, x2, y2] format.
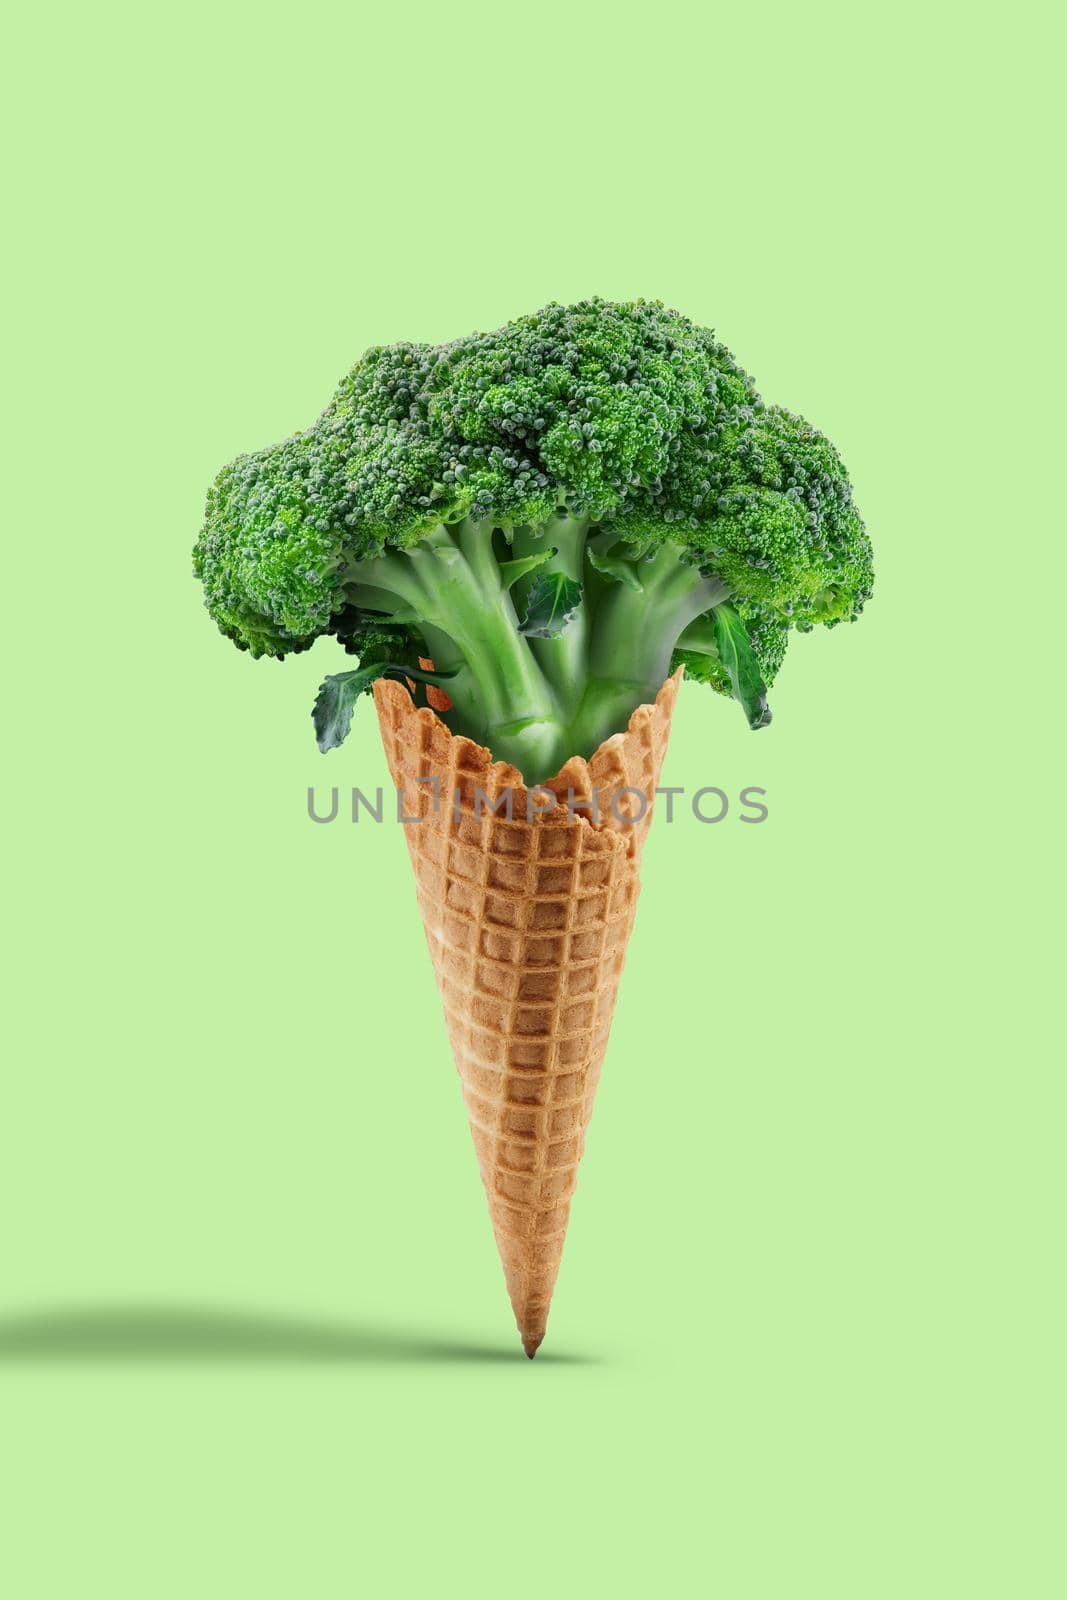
[373, 670, 682, 1356]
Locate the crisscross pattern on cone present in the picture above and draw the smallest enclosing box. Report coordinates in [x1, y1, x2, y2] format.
[374, 672, 681, 1355]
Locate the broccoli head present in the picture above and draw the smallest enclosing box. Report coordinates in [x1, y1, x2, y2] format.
[194, 298, 872, 780]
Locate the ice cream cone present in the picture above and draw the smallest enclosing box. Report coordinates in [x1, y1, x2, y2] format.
[373, 670, 682, 1356]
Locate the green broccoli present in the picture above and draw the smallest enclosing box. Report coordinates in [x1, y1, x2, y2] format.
[194, 299, 872, 781]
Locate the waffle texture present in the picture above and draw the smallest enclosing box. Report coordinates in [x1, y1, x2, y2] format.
[374, 671, 681, 1356]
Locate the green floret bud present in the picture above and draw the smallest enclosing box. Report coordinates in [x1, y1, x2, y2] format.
[711, 406, 872, 624]
[194, 435, 346, 656]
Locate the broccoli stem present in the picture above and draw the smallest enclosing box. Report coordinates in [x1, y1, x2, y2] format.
[569, 546, 726, 755]
[510, 516, 591, 710]
[348, 524, 564, 777]
[346, 524, 727, 783]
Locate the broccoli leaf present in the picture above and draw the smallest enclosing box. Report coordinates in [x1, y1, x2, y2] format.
[498, 547, 558, 590]
[313, 665, 391, 752]
[587, 548, 644, 591]
[313, 662, 457, 751]
[712, 603, 772, 730]
[519, 573, 582, 639]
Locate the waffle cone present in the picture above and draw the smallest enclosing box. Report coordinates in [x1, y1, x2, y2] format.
[373, 671, 682, 1356]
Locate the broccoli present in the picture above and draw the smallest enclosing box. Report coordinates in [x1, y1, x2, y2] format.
[194, 299, 872, 781]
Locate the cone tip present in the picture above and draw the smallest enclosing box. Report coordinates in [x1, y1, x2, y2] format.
[522, 1337, 543, 1360]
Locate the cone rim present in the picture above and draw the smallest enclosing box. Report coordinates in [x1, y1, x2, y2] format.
[372, 668, 682, 828]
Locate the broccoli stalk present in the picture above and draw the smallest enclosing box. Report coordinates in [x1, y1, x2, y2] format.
[194, 299, 872, 779]
[337, 516, 727, 777]
[344, 522, 562, 774]
[579, 539, 728, 755]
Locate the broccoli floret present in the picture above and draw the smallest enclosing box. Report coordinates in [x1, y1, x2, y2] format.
[194, 299, 872, 779]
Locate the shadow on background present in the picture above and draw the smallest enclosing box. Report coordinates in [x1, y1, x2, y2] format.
[0, 1305, 594, 1367]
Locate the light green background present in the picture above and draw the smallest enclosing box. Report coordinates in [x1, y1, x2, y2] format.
[2, 2, 1060, 1595]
